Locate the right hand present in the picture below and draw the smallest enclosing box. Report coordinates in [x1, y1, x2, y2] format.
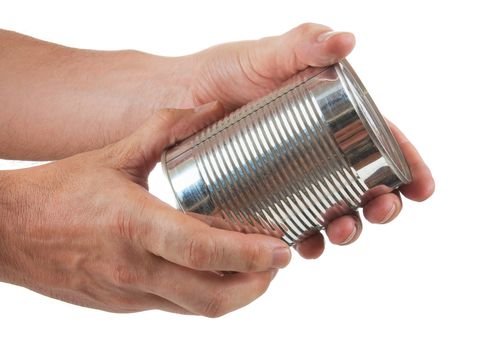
[0, 102, 291, 317]
[182, 23, 434, 257]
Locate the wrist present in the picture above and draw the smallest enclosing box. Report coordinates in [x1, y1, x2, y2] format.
[0, 167, 46, 285]
[109, 50, 193, 130]
[56, 48, 194, 155]
[0, 30, 193, 160]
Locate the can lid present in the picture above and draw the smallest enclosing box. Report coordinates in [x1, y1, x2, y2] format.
[335, 59, 412, 185]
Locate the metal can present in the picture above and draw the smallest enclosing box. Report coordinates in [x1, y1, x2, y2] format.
[161, 59, 412, 245]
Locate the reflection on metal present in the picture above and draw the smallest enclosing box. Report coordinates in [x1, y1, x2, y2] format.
[162, 60, 411, 245]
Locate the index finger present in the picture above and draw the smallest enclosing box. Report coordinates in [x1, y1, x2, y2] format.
[138, 200, 291, 273]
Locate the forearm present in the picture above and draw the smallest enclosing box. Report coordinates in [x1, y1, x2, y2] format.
[0, 171, 9, 281]
[0, 169, 22, 284]
[0, 29, 191, 160]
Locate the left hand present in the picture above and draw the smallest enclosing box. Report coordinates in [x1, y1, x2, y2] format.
[0, 103, 290, 316]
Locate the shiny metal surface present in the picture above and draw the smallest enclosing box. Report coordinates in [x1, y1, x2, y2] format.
[162, 59, 412, 245]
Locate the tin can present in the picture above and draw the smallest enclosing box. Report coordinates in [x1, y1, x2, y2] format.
[161, 59, 412, 245]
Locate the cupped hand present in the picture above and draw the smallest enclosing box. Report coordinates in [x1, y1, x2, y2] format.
[294, 122, 435, 258]
[0, 102, 291, 316]
[180, 23, 435, 257]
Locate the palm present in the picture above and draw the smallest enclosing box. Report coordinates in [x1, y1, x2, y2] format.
[177, 23, 434, 258]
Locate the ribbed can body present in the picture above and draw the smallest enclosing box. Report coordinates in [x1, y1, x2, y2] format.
[163, 60, 411, 245]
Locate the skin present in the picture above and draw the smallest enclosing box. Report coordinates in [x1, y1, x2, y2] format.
[0, 23, 434, 315]
[0, 103, 290, 316]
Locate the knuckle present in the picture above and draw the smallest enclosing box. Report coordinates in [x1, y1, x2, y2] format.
[155, 108, 185, 144]
[109, 143, 146, 174]
[295, 22, 314, 35]
[255, 274, 272, 297]
[293, 23, 316, 37]
[106, 136, 139, 168]
[111, 197, 150, 244]
[184, 235, 216, 270]
[49, 271, 72, 289]
[244, 273, 272, 304]
[112, 265, 138, 286]
[114, 208, 133, 240]
[292, 23, 332, 38]
[156, 108, 186, 129]
[155, 109, 175, 124]
[202, 289, 230, 318]
[243, 241, 264, 272]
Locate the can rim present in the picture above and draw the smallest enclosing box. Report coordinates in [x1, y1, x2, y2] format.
[335, 59, 413, 185]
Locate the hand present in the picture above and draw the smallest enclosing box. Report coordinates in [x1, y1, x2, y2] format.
[188, 23, 355, 111]
[0, 24, 434, 260]
[293, 121, 435, 258]
[0, 102, 291, 316]
[175, 23, 435, 257]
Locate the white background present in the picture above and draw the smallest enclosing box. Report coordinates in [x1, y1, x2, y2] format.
[1, 0, 492, 349]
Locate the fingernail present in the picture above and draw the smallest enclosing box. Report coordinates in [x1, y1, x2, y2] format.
[270, 269, 278, 281]
[272, 246, 291, 268]
[380, 202, 397, 224]
[212, 270, 226, 277]
[340, 222, 358, 246]
[193, 101, 217, 113]
[317, 30, 343, 43]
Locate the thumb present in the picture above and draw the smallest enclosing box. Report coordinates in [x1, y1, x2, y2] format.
[113, 101, 224, 173]
[252, 23, 355, 82]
